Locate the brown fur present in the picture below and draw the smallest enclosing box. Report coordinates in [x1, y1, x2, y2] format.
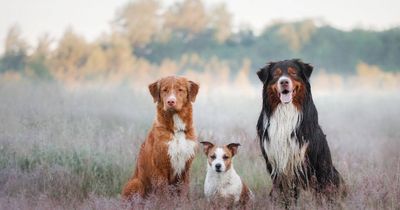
[267, 84, 281, 111]
[288, 67, 307, 110]
[240, 182, 251, 206]
[122, 76, 199, 200]
[267, 66, 307, 111]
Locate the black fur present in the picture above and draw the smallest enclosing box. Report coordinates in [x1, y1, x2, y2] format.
[256, 59, 346, 203]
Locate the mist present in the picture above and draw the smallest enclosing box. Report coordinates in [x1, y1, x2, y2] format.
[0, 81, 399, 209]
[0, 0, 399, 208]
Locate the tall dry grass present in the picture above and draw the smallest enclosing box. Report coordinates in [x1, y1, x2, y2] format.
[0, 80, 399, 209]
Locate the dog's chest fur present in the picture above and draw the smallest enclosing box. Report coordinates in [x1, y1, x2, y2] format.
[204, 166, 243, 202]
[167, 114, 196, 176]
[263, 103, 308, 177]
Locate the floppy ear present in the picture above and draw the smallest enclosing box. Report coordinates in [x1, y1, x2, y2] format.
[148, 80, 160, 103]
[293, 59, 313, 80]
[257, 62, 276, 83]
[227, 143, 241, 156]
[303, 63, 313, 79]
[188, 81, 199, 102]
[200, 141, 214, 155]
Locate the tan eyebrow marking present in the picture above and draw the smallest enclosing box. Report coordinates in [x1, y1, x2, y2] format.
[273, 68, 282, 77]
[288, 67, 297, 75]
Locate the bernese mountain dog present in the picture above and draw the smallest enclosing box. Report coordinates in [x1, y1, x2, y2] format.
[256, 59, 346, 205]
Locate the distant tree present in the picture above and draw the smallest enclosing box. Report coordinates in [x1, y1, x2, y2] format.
[0, 24, 28, 72]
[27, 34, 53, 79]
[83, 43, 108, 79]
[112, 0, 160, 46]
[101, 33, 136, 81]
[164, 0, 208, 39]
[301, 26, 360, 73]
[231, 26, 255, 46]
[1, 0, 400, 87]
[277, 20, 316, 51]
[378, 28, 400, 71]
[256, 25, 294, 63]
[50, 28, 90, 84]
[209, 4, 232, 43]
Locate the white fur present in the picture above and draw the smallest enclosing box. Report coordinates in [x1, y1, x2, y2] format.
[166, 93, 176, 102]
[168, 114, 197, 176]
[204, 147, 243, 202]
[263, 103, 308, 177]
[277, 75, 293, 92]
[210, 148, 227, 172]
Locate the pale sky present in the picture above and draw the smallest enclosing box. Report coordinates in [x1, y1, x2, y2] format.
[0, 0, 399, 51]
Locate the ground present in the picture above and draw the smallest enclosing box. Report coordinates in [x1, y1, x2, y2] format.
[0, 81, 399, 209]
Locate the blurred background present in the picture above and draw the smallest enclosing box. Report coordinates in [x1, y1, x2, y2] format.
[0, 0, 399, 90]
[0, 0, 399, 209]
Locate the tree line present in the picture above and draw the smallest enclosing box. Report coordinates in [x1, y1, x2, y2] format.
[0, 0, 399, 86]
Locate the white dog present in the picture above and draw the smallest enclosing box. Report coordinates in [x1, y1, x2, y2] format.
[200, 141, 253, 206]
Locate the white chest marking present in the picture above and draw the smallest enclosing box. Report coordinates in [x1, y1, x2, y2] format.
[167, 114, 197, 176]
[204, 165, 243, 202]
[263, 103, 308, 177]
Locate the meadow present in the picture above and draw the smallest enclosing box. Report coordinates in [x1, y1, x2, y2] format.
[0, 81, 399, 209]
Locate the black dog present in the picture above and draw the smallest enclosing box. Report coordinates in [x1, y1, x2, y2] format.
[256, 59, 346, 204]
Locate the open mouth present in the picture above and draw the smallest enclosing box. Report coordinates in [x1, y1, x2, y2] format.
[279, 89, 294, 104]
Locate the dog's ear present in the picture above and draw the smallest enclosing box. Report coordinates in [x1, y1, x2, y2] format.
[227, 143, 241, 156]
[293, 59, 313, 80]
[303, 62, 313, 79]
[257, 62, 276, 83]
[188, 81, 199, 102]
[148, 80, 160, 103]
[200, 141, 214, 155]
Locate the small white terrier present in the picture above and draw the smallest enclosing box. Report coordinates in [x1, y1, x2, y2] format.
[200, 141, 253, 206]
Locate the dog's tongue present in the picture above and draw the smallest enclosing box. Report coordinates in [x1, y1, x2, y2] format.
[280, 92, 293, 104]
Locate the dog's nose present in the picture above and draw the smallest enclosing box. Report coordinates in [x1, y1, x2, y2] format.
[280, 78, 289, 86]
[215, 163, 221, 170]
[166, 95, 176, 107]
[167, 99, 176, 106]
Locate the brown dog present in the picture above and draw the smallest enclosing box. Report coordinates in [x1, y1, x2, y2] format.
[122, 76, 199, 200]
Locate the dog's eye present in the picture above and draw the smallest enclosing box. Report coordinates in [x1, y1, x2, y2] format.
[178, 88, 184, 92]
[210, 155, 216, 159]
[273, 69, 282, 77]
[162, 88, 168, 92]
[288, 68, 297, 76]
[223, 155, 229, 160]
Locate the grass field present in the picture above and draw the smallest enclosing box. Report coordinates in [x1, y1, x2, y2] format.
[0, 81, 399, 209]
